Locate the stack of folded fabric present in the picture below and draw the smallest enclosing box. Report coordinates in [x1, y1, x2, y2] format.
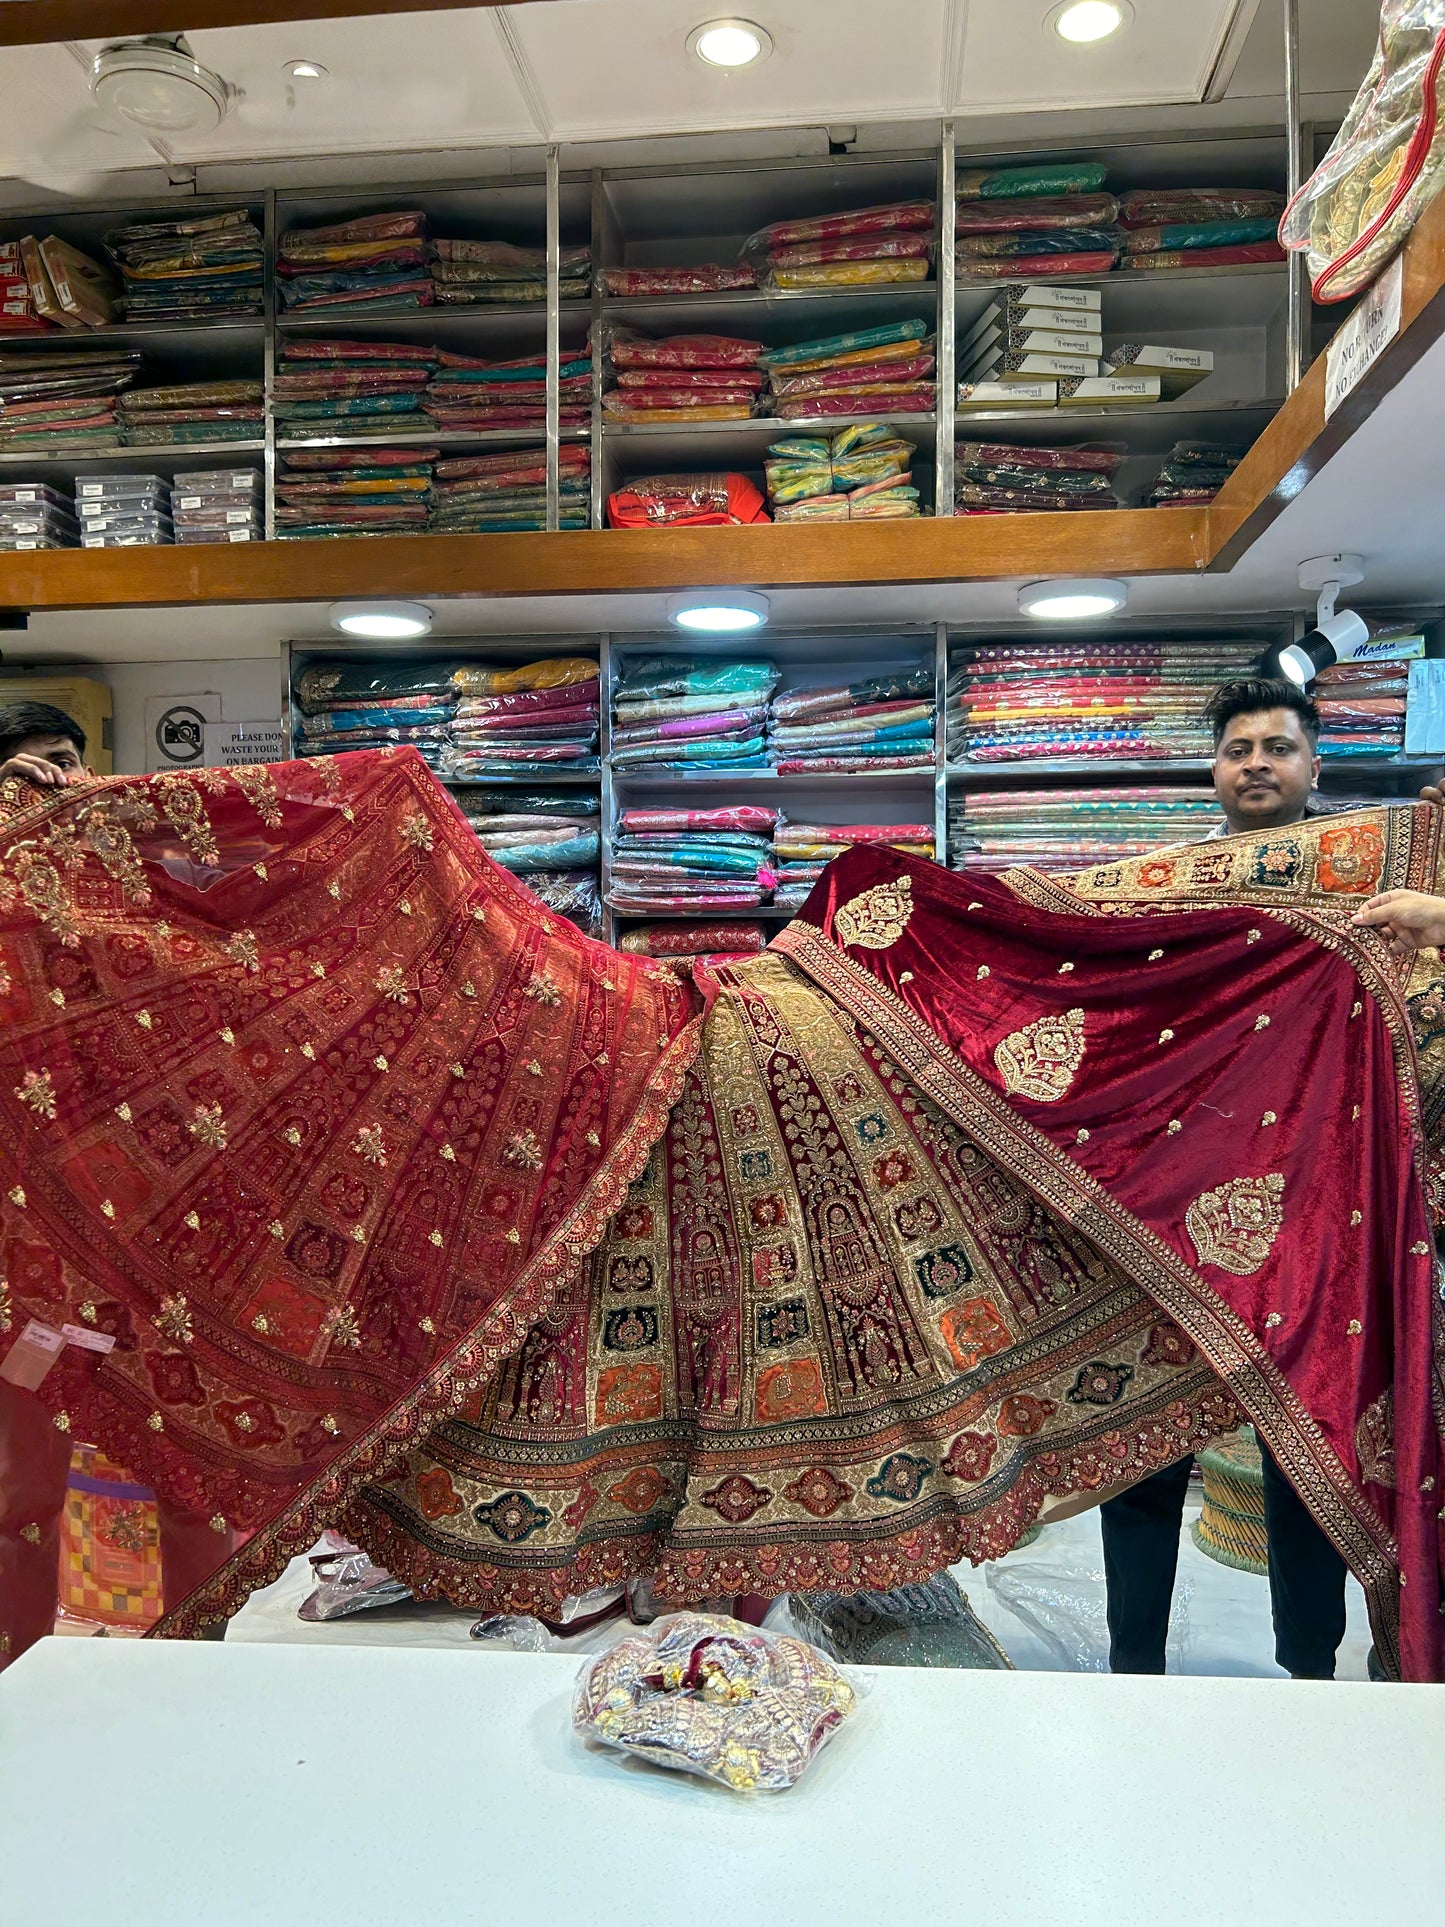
[764, 422, 919, 520]
[0, 481, 77, 550]
[959, 281, 1102, 391]
[75, 473, 172, 549]
[0, 347, 138, 454]
[117, 380, 264, 447]
[275, 445, 436, 538]
[1312, 660, 1408, 760]
[449, 787, 602, 936]
[772, 819, 936, 911]
[0, 242, 48, 334]
[948, 637, 1261, 764]
[956, 161, 1120, 282]
[1118, 189, 1286, 272]
[170, 468, 262, 545]
[742, 200, 934, 291]
[768, 667, 935, 772]
[599, 264, 757, 295]
[760, 320, 935, 421]
[617, 919, 769, 960]
[443, 658, 600, 777]
[273, 337, 436, 440]
[431, 239, 590, 305]
[277, 211, 432, 314]
[423, 348, 592, 432]
[611, 658, 779, 773]
[603, 331, 763, 422]
[606, 471, 768, 528]
[431, 444, 590, 532]
[104, 209, 264, 321]
[608, 806, 778, 917]
[954, 440, 1122, 514]
[1144, 441, 1243, 506]
[948, 786, 1222, 873]
[292, 658, 477, 764]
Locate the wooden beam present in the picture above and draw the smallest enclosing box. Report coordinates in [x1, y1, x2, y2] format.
[0, 0, 564, 47]
[0, 509, 1207, 614]
[1207, 186, 1445, 570]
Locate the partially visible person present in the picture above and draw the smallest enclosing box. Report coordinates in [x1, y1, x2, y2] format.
[0, 700, 90, 788]
[0, 706, 223, 1667]
[1353, 890, 1445, 953]
[1099, 678, 1350, 1679]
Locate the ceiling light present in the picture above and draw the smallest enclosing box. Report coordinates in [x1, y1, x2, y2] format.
[1018, 578, 1128, 621]
[688, 18, 773, 68]
[285, 59, 328, 79]
[329, 600, 433, 640]
[1050, 1, 1131, 45]
[667, 590, 770, 634]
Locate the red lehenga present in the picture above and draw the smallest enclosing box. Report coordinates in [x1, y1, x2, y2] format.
[1, 750, 1441, 1679]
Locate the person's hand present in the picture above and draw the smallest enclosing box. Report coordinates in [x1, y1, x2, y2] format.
[1419, 783, 1445, 807]
[1352, 890, 1445, 954]
[0, 753, 70, 789]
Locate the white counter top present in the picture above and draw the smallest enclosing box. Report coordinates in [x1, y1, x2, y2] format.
[2, 1637, 1441, 1927]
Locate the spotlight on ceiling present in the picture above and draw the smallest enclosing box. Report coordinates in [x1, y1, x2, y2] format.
[687, 18, 773, 67]
[1050, 1, 1132, 45]
[329, 600, 433, 640]
[667, 590, 770, 634]
[285, 59, 328, 79]
[1017, 578, 1128, 621]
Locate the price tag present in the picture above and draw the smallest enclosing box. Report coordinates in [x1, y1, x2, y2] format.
[1324, 254, 1404, 420]
[61, 1323, 117, 1354]
[0, 1319, 65, 1390]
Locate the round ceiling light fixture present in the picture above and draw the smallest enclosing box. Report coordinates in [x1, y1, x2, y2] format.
[285, 59, 328, 79]
[687, 18, 773, 68]
[329, 600, 433, 640]
[90, 37, 233, 134]
[667, 589, 770, 634]
[1018, 577, 1128, 621]
[1049, 1, 1132, 45]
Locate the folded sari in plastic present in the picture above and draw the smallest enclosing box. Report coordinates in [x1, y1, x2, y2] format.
[3, 760, 1441, 1681]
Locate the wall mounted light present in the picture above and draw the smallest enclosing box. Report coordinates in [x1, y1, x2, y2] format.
[667, 590, 770, 633]
[329, 600, 433, 640]
[1017, 578, 1128, 620]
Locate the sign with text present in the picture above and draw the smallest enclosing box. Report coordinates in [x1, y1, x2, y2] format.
[203, 719, 286, 767]
[1324, 254, 1404, 420]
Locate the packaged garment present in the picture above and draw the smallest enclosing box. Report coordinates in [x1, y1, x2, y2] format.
[744, 200, 935, 254]
[957, 250, 1117, 281]
[1122, 241, 1285, 271]
[517, 868, 603, 935]
[956, 227, 1120, 260]
[957, 161, 1108, 200]
[105, 209, 263, 321]
[949, 784, 1222, 873]
[599, 265, 758, 295]
[1122, 217, 1282, 255]
[1281, 2, 1445, 299]
[449, 788, 599, 819]
[606, 472, 768, 528]
[786, 1575, 1011, 1669]
[297, 1541, 413, 1620]
[955, 194, 1118, 235]
[618, 920, 769, 957]
[1118, 188, 1285, 228]
[609, 330, 764, 369]
[760, 319, 931, 371]
[768, 259, 930, 290]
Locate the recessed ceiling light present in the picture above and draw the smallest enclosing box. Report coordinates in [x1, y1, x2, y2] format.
[1050, 1, 1132, 45]
[285, 59, 328, 79]
[687, 18, 773, 68]
[329, 600, 433, 640]
[1017, 578, 1128, 620]
[667, 590, 770, 633]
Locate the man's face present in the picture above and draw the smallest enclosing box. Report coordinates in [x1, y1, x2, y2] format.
[1212, 707, 1320, 833]
[17, 732, 86, 777]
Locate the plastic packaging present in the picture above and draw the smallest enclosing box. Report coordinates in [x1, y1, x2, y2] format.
[599, 264, 758, 295]
[955, 439, 1123, 474]
[956, 226, 1121, 260]
[784, 1575, 1013, 1669]
[1281, 2, 1445, 299]
[760, 319, 930, 370]
[743, 200, 935, 255]
[297, 1543, 413, 1621]
[957, 161, 1108, 200]
[573, 1612, 856, 1791]
[521, 868, 603, 935]
[618, 920, 769, 955]
[767, 260, 930, 291]
[607, 472, 768, 528]
[955, 194, 1119, 234]
[1122, 217, 1282, 255]
[1119, 187, 1286, 228]
[957, 250, 1117, 280]
[1122, 241, 1284, 270]
[608, 329, 763, 369]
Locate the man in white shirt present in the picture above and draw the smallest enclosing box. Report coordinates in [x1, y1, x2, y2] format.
[1099, 678, 1350, 1677]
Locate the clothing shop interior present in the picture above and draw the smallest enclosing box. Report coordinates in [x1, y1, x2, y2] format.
[2, 0, 1445, 1919]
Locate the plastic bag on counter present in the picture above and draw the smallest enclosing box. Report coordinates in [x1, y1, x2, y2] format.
[471, 1584, 625, 1651]
[606, 328, 763, 369]
[954, 193, 1119, 234]
[957, 160, 1108, 200]
[607, 473, 769, 529]
[573, 1612, 857, 1792]
[1281, 2, 1445, 299]
[984, 1525, 1195, 1672]
[781, 1574, 1013, 1669]
[297, 1540, 413, 1621]
[598, 264, 758, 295]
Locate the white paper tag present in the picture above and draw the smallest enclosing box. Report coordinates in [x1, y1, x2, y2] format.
[1325, 254, 1404, 420]
[62, 1323, 117, 1354]
[0, 1318, 66, 1389]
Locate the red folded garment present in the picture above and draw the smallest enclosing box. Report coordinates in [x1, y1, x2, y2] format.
[609, 331, 763, 370]
[607, 472, 769, 529]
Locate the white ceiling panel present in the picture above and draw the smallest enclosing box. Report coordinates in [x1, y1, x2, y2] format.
[503, 0, 952, 141]
[957, 0, 1262, 114]
[0, 45, 158, 191]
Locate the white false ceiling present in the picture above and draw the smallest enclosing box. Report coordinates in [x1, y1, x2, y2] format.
[0, 0, 1380, 187]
